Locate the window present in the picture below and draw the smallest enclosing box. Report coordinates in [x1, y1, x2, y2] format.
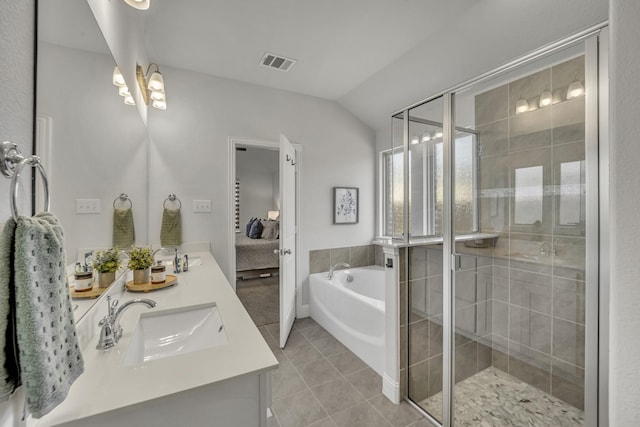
[379, 133, 478, 238]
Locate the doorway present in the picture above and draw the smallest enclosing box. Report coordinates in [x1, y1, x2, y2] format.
[228, 136, 300, 347]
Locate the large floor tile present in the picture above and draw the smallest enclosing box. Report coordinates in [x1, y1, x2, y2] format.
[331, 402, 393, 427]
[369, 395, 423, 427]
[345, 367, 383, 399]
[298, 358, 341, 388]
[284, 342, 324, 368]
[273, 389, 328, 427]
[272, 361, 307, 400]
[294, 317, 320, 331]
[311, 377, 366, 415]
[311, 335, 348, 357]
[326, 350, 367, 376]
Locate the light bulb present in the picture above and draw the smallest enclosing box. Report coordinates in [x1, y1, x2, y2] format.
[150, 91, 165, 101]
[124, 95, 135, 106]
[539, 90, 552, 107]
[148, 72, 165, 92]
[435, 131, 443, 139]
[410, 136, 419, 145]
[112, 66, 126, 87]
[421, 132, 431, 143]
[152, 100, 167, 110]
[567, 79, 584, 99]
[118, 86, 130, 97]
[516, 97, 529, 114]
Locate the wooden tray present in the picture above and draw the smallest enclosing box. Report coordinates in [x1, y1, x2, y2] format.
[70, 285, 107, 299]
[125, 274, 178, 293]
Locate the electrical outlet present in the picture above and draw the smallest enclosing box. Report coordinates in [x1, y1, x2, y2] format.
[76, 199, 101, 214]
[193, 200, 212, 213]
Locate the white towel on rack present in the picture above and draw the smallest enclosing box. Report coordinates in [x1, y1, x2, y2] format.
[13, 212, 84, 418]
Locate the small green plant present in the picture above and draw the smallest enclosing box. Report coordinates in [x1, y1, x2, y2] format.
[128, 246, 153, 270]
[92, 247, 121, 273]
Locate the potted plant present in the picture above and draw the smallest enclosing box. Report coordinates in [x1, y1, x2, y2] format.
[92, 247, 121, 288]
[128, 246, 153, 284]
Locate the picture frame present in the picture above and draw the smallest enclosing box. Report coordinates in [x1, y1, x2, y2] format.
[333, 187, 359, 224]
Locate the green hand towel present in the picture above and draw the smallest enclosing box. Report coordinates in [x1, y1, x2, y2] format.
[160, 208, 182, 247]
[0, 219, 19, 402]
[113, 208, 135, 248]
[14, 212, 84, 418]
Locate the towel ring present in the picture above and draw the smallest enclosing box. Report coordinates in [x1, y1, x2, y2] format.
[10, 156, 50, 222]
[113, 193, 133, 210]
[163, 194, 182, 209]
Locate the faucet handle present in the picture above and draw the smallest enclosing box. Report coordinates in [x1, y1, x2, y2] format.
[107, 295, 119, 316]
[97, 316, 115, 350]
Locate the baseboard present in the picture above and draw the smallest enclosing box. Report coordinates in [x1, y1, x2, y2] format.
[382, 373, 400, 404]
[297, 304, 310, 318]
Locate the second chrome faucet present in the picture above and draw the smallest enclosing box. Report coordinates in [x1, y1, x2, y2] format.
[97, 295, 157, 350]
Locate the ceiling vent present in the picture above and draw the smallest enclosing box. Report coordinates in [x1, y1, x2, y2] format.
[260, 52, 296, 72]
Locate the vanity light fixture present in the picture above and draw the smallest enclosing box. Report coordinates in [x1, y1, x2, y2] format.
[112, 66, 135, 106]
[136, 63, 167, 110]
[410, 136, 420, 145]
[122, 0, 150, 10]
[566, 78, 585, 99]
[421, 132, 431, 143]
[539, 89, 553, 107]
[515, 97, 529, 114]
[434, 131, 443, 139]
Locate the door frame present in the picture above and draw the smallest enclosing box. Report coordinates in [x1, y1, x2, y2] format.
[227, 137, 303, 313]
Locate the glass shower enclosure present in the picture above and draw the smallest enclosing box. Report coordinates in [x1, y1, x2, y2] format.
[387, 27, 605, 427]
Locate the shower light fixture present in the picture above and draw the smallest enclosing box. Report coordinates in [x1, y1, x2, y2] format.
[122, 0, 150, 10]
[566, 79, 585, 99]
[136, 63, 167, 110]
[112, 66, 135, 106]
[515, 97, 529, 114]
[539, 90, 552, 108]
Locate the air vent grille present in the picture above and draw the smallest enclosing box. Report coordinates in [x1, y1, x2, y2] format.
[260, 52, 296, 72]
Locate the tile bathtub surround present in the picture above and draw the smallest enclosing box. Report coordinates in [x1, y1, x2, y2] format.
[309, 244, 379, 274]
[262, 317, 426, 427]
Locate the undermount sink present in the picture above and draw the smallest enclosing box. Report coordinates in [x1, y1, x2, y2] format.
[122, 302, 227, 367]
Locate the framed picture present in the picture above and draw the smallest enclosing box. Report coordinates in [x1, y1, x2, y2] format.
[334, 187, 359, 224]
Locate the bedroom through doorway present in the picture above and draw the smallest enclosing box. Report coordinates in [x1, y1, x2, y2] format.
[234, 143, 281, 327]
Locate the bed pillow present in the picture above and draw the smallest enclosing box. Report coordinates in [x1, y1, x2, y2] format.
[248, 219, 264, 239]
[245, 217, 257, 236]
[261, 220, 279, 240]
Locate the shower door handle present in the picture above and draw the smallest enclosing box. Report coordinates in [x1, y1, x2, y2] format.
[451, 253, 462, 271]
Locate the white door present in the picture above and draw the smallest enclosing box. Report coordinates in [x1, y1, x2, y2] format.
[278, 134, 297, 348]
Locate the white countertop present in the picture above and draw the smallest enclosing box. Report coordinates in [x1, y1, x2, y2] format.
[32, 251, 278, 426]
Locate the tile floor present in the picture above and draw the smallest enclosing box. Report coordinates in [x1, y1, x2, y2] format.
[260, 318, 428, 427]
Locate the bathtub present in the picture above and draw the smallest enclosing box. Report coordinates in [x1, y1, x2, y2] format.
[309, 265, 385, 376]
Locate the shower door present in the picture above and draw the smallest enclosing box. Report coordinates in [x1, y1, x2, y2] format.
[402, 28, 605, 427]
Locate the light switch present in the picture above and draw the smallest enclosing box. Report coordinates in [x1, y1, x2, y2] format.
[76, 199, 101, 214]
[193, 200, 212, 213]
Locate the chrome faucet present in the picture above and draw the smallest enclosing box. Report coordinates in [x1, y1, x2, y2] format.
[152, 247, 169, 263]
[96, 295, 157, 350]
[328, 262, 350, 279]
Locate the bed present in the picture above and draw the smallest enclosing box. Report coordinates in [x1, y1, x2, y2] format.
[235, 234, 280, 272]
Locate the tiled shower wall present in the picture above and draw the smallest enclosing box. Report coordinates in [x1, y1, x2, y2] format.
[309, 244, 383, 274]
[402, 55, 587, 411]
[476, 55, 586, 410]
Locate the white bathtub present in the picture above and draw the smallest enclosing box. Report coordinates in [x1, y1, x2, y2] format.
[309, 265, 385, 376]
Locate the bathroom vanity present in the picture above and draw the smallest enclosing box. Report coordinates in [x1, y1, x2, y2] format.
[30, 251, 278, 427]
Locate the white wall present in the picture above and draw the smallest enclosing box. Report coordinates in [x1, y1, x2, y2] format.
[36, 43, 148, 261]
[0, 2, 34, 425]
[609, 0, 640, 424]
[236, 147, 279, 226]
[147, 65, 376, 293]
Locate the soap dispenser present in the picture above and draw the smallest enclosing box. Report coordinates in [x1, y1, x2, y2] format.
[173, 248, 182, 273]
[183, 254, 189, 272]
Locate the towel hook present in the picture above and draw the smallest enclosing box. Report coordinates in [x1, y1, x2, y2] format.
[113, 193, 133, 210]
[163, 194, 182, 209]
